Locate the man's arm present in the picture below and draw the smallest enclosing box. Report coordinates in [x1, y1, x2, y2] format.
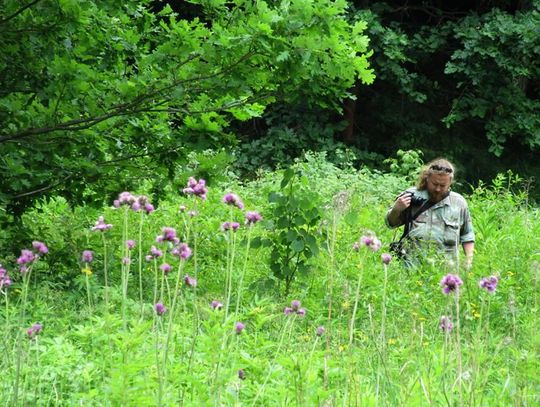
[462, 241, 474, 269]
[386, 192, 412, 227]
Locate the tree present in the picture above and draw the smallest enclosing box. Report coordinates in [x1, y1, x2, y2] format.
[0, 0, 374, 214]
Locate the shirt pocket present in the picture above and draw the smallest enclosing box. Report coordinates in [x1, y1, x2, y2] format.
[442, 214, 460, 246]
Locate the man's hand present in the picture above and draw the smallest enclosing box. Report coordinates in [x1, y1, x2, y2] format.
[387, 192, 412, 227]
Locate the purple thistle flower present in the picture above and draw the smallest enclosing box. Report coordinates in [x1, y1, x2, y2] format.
[291, 300, 301, 311]
[245, 211, 262, 225]
[171, 243, 192, 260]
[235, 322, 245, 334]
[122, 257, 130, 265]
[155, 302, 167, 316]
[283, 307, 293, 315]
[352, 242, 360, 252]
[316, 326, 326, 337]
[211, 300, 223, 310]
[126, 240, 136, 250]
[358, 234, 381, 252]
[150, 246, 163, 258]
[439, 315, 453, 332]
[115, 192, 136, 207]
[183, 275, 197, 287]
[156, 227, 179, 244]
[238, 368, 246, 380]
[440, 273, 463, 295]
[32, 241, 48, 255]
[17, 249, 35, 265]
[222, 193, 244, 210]
[131, 201, 141, 212]
[179, 205, 187, 212]
[160, 263, 172, 274]
[381, 253, 392, 265]
[221, 221, 240, 232]
[297, 308, 306, 317]
[479, 276, 499, 293]
[188, 210, 198, 217]
[183, 177, 208, 200]
[0, 265, 12, 289]
[145, 255, 153, 262]
[27, 323, 43, 339]
[81, 250, 94, 263]
[144, 203, 155, 214]
[91, 216, 112, 232]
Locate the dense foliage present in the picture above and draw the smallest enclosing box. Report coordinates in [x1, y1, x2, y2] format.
[0, 157, 538, 405]
[0, 0, 374, 215]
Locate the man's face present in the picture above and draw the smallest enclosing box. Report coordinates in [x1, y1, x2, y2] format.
[426, 173, 452, 202]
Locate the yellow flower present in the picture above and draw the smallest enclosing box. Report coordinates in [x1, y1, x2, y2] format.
[342, 301, 350, 311]
[473, 312, 481, 318]
[416, 280, 423, 286]
[388, 338, 397, 345]
[81, 267, 93, 276]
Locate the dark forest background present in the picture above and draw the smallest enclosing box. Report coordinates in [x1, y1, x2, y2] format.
[1, 0, 538, 222]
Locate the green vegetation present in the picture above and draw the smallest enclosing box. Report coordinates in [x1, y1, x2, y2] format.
[0, 156, 538, 405]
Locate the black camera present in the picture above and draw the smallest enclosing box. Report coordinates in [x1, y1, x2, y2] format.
[402, 191, 426, 206]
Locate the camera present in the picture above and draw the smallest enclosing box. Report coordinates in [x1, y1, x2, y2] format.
[401, 191, 426, 206]
[409, 192, 427, 206]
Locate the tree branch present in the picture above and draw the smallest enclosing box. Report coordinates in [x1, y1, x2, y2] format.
[0, 0, 43, 25]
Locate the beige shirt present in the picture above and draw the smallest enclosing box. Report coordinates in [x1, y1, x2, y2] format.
[386, 188, 475, 260]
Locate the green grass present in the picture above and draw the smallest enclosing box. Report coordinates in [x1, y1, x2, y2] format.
[1, 159, 538, 406]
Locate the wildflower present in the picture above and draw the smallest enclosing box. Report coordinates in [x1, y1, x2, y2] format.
[291, 300, 301, 312]
[183, 177, 208, 200]
[17, 249, 35, 265]
[91, 216, 112, 232]
[81, 267, 92, 276]
[297, 308, 306, 317]
[235, 322, 245, 334]
[440, 273, 463, 295]
[81, 250, 93, 263]
[222, 193, 244, 210]
[188, 210, 198, 217]
[179, 205, 187, 212]
[381, 253, 392, 265]
[155, 302, 167, 316]
[32, 241, 48, 255]
[479, 276, 498, 293]
[122, 257, 130, 265]
[150, 246, 163, 258]
[156, 227, 179, 244]
[211, 300, 223, 310]
[171, 243, 192, 260]
[316, 326, 325, 337]
[238, 369, 246, 380]
[439, 315, 453, 332]
[184, 275, 197, 287]
[356, 234, 382, 252]
[245, 211, 262, 225]
[160, 263, 172, 274]
[126, 240, 136, 250]
[0, 265, 12, 289]
[221, 221, 240, 232]
[145, 255, 153, 261]
[113, 192, 135, 208]
[27, 323, 43, 339]
[131, 201, 141, 212]
[283, 307, 293, 315]
[144, 203, 155, 214]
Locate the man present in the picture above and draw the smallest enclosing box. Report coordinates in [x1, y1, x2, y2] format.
[385, 158, 475, 268]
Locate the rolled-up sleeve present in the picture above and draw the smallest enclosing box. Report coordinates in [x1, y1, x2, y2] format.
[459, 205, 475, 243]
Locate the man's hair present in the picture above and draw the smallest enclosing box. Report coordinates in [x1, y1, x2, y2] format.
[416, 158, 455, 190]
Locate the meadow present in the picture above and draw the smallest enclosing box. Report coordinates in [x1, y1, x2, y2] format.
[1, 154, 538, 406]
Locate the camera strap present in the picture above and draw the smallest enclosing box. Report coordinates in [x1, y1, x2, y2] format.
[397, 193, 448, 244]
